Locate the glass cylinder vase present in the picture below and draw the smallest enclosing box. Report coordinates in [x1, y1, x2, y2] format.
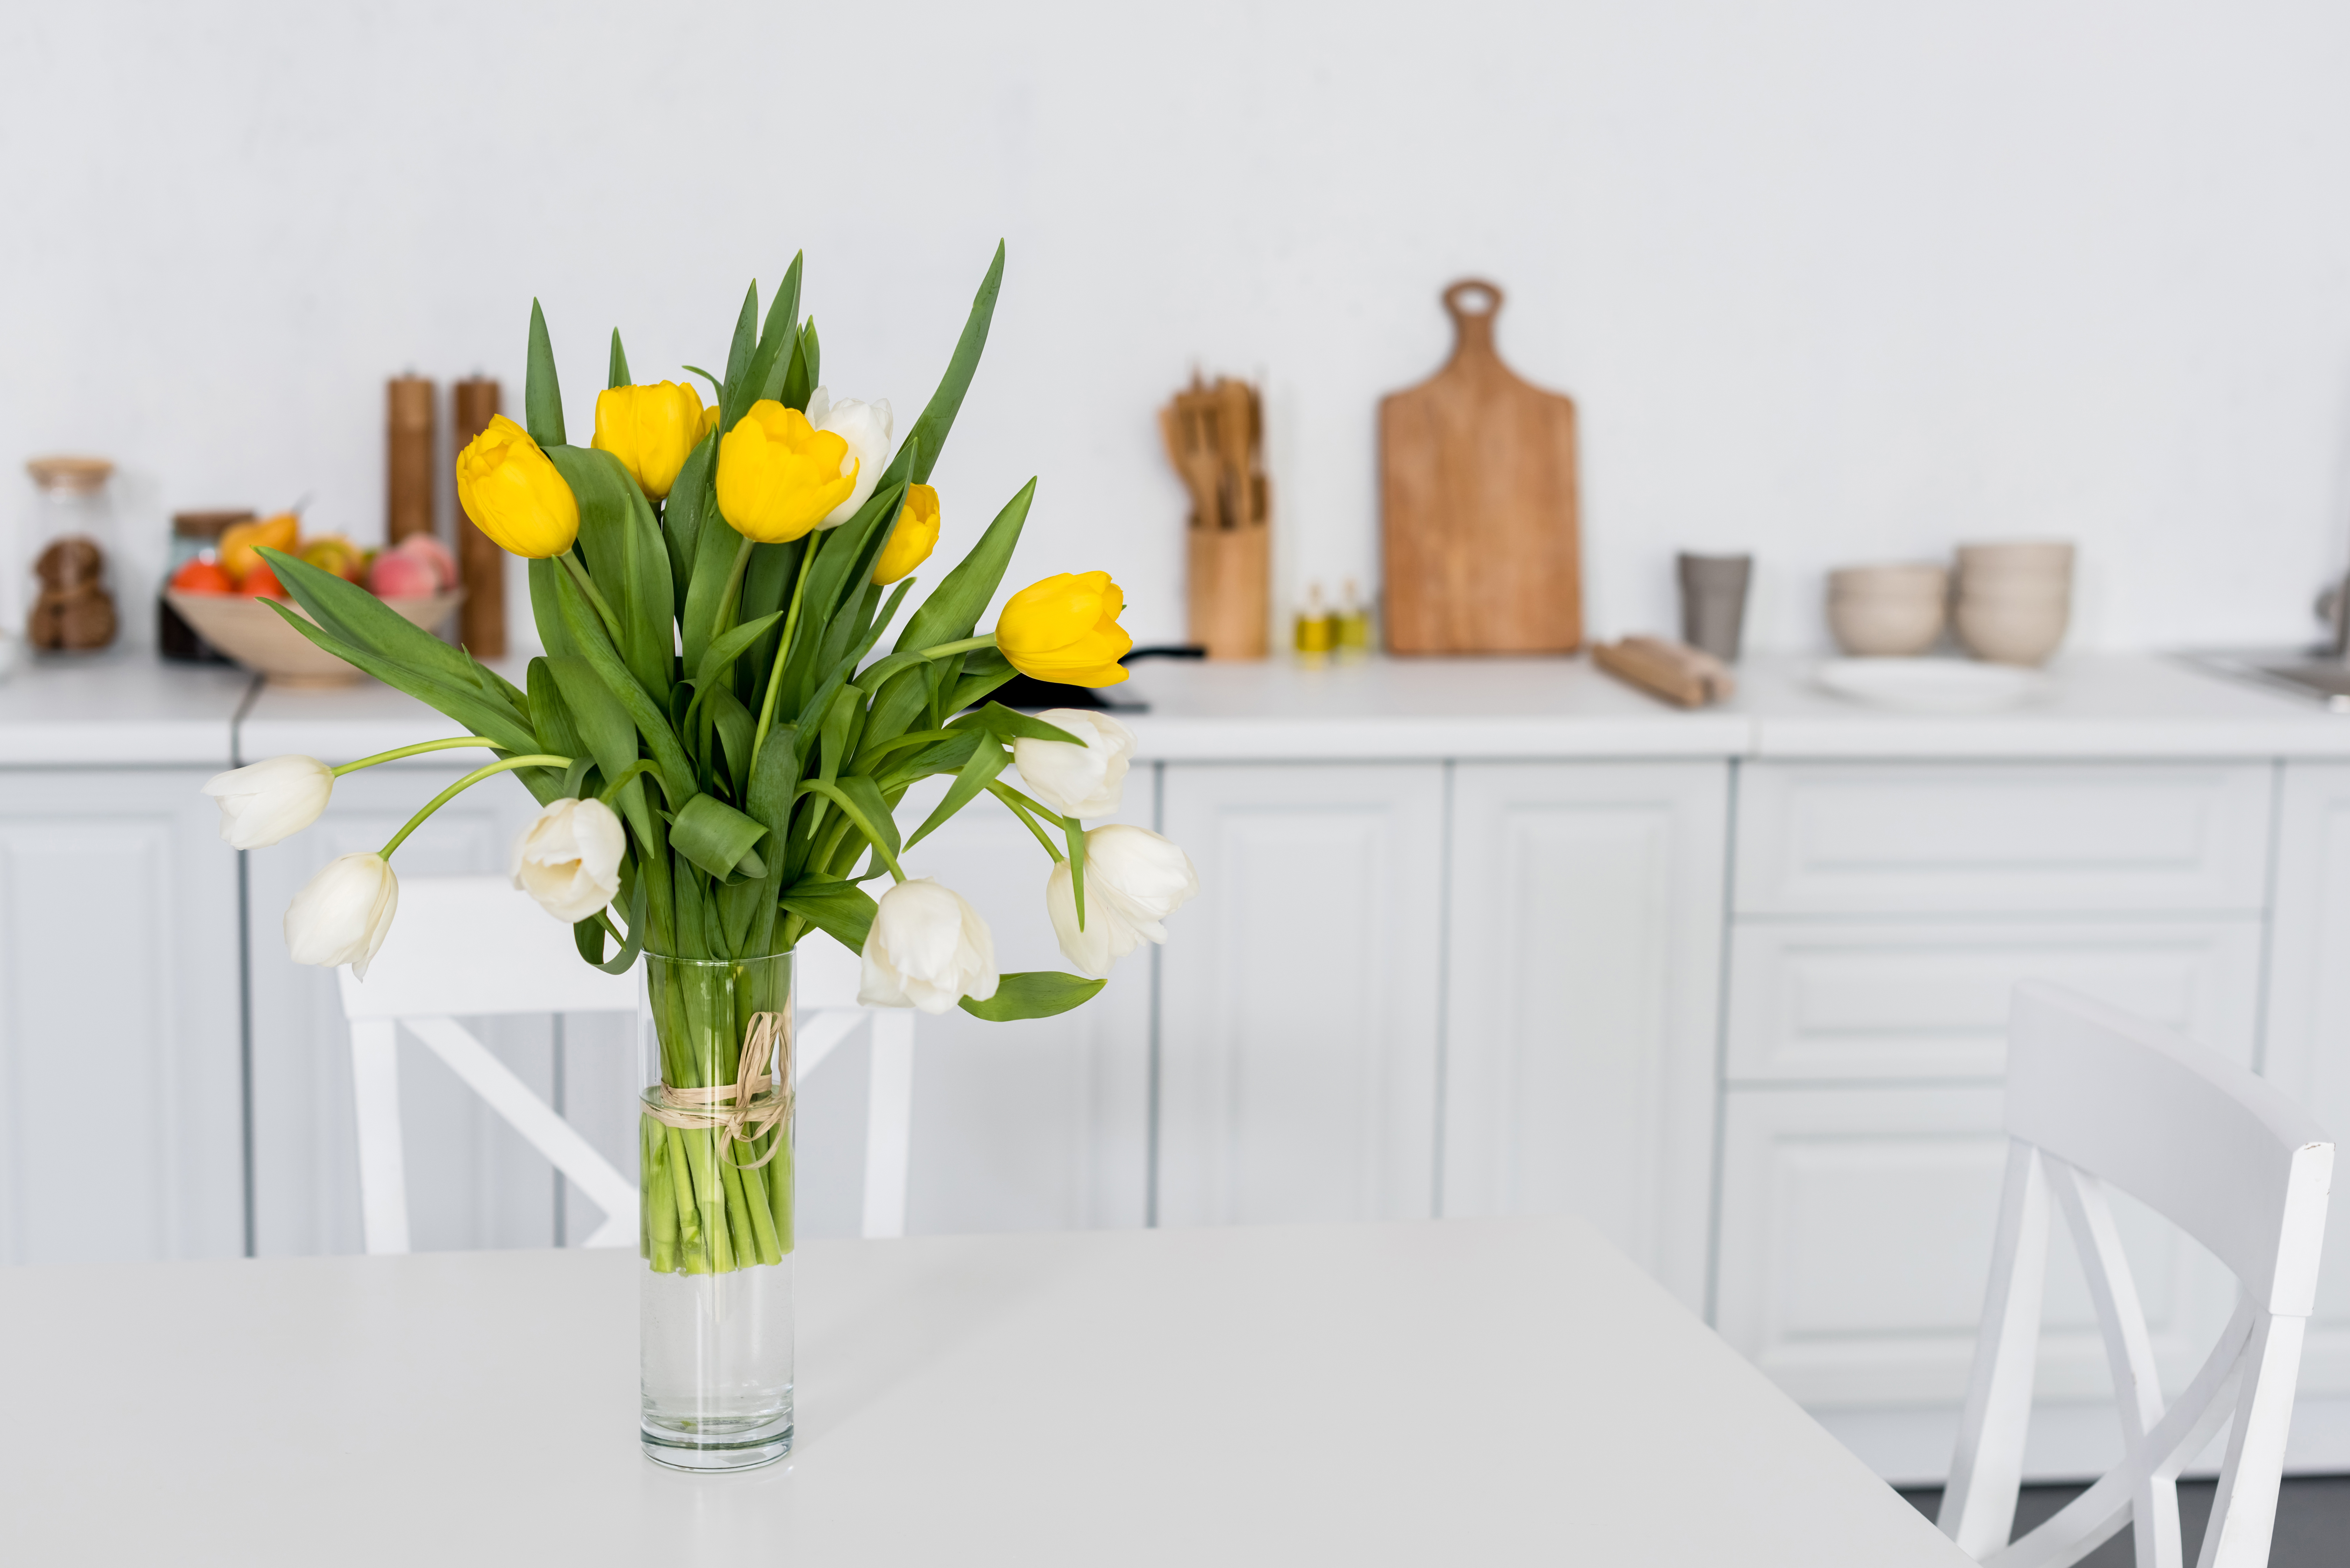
[637, 950, 795, 1471]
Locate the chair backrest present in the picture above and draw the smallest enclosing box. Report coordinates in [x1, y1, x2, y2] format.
[1939, 981, 2334, 1568]
[336, 876, 915, 1253]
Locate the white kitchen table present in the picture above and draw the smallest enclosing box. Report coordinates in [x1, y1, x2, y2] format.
[0, 1217, 1965, 1566]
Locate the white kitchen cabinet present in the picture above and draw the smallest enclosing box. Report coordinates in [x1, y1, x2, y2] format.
[856, 769, 1154, 1239]
[1735, 761, 2274, 916]
[2259, 762, 2350, 1401]
[1156, 763, 1445, 1227]
[0, 768, 243, 1264]
[1724, 918, 2263, 1083]
[1438, 761, 1726, 1310]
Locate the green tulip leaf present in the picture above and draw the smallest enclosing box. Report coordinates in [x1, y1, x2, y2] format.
[662, 433, 718, 612]
[720, 280, 758, 420]
[706, 681, 757, 794]
[545, 654, 637, 785]
[960, 971, 1107, 1023]
[778, 877, 878, 954]
[526, 298, 566, 447]
[527, 657, 588, 764]
[945, 649, 1019, 715]
[905, 735, 1009, 850]
[671, 792, 771, 882]
[949, 702, 1084, 746]
[744, 253, 804, 410]
[607, 329, 631, 390]
[257, 548, 538, 753]
[893, 476, 1034, 653]
[550, 559, 694, 800]
[546, 446, 674, 703]
[527, 557, 574, 657]
[695, 610, 783, 694]
[780, 317, 818, 412]
[574, 877, 648, 975]
[893, 241, 1004, 485]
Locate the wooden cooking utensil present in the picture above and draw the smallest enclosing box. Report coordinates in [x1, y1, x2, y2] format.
[1160, 373, 1271, 659]
[1380, 280, 1582, 654]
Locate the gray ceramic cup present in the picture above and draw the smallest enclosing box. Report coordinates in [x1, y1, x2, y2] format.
[1678, 553, 1753, 662]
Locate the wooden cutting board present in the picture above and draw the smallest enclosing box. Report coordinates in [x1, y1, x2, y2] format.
[1380, 280, 1582, 654]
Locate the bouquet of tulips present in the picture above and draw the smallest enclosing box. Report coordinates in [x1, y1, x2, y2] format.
[201, 247, 1198, 1274]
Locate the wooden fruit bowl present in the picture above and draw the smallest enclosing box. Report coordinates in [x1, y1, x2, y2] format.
[166, 591, 462, 684]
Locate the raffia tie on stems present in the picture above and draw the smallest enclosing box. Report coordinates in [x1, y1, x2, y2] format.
[645, 1011, 792, 1169]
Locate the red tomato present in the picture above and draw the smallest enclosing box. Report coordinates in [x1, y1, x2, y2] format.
[169, 558, 235, 594]
[238, 561, 286, 598]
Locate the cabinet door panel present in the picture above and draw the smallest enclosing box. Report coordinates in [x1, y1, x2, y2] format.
[248, 766, 572, 1257]
[808, 771, 1150, 1240]
[0, 770, 242, 1263]
[1736, 763, 2273, 915]
[1158, 764, 1443, 1227]
[1726, 919, 2262, 1082]
[1716, 1086, 2239, 1409]
[1440, 761, 1726, 1309]
[2261, 763, 2350, 1396]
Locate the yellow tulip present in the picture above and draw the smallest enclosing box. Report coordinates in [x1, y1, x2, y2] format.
[873, 484, 941, 585]
[714, 400, 857, 544]
[697, 403, 720, 443]
[996, 571, 1133, 687]
[591, 380, 704, 500]
[454, 415, 580, 558]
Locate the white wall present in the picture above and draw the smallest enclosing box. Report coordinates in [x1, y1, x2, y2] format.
[7, 0, 2350, 656]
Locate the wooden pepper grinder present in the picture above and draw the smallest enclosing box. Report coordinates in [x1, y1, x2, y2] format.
[451, 377, 505, 657]
[386, 376, 436, 544]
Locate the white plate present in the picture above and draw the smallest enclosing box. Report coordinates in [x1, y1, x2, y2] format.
[1814, 657, 2052, 714]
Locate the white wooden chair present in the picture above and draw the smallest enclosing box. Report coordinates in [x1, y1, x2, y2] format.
[1938, 981, 2334, 1568]
[337, 875, 916, 1253]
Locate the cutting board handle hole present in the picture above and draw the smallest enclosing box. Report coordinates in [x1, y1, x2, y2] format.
[1444, 279, 1503, 320]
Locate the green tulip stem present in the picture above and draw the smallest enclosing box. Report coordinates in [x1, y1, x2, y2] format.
[556, 549, 626, 645]
[330, 736, 507, 775]
[748, 533, 823, 774]
[985, 780, 1065, 862]
[710, 534, 757, 643]
[919, 634, 997, 660]
[378, 754, 573, 860]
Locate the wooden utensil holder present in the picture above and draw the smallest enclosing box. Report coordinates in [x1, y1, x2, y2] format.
[1162, 375, 1270, 660]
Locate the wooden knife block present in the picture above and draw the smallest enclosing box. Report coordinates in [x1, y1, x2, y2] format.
[1162, 375, 1270, 660]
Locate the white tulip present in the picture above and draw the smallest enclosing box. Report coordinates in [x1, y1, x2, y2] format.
[201, 755, 334, 849]
[285, 853, 400, 979]
[1047, 824, 1200, 979]
[1012, 709, 1136, 819]
[858, 877, 1000, 1014]
[510, 797, 626, 923]
[804, 386, 893, 528]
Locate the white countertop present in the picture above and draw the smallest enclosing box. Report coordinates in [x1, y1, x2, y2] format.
[8, 646, 2350, 768]
[0, 1219, 1967, 1566]
[1116, 650, 2350, 761]
[0, 648, 254, 766]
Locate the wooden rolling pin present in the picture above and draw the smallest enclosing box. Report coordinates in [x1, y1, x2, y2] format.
[1592, 636, 1737, 708]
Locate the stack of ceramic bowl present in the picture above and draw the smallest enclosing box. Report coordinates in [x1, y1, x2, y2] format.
[1953, 541, 2072, 666]
[1825, 563, 1949, 657]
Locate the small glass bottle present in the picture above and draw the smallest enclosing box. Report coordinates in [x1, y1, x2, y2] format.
[1334, 577, 1373, 659]
[1293, 580, 1334, 664]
